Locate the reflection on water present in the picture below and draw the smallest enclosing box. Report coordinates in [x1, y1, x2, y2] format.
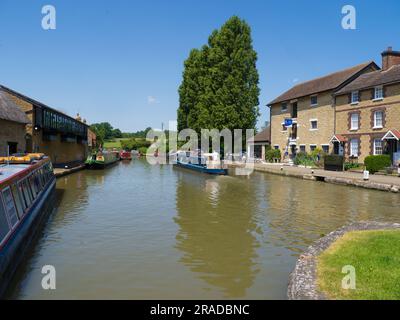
[7, 160, 400, 299]
[174, 172, 261, 298]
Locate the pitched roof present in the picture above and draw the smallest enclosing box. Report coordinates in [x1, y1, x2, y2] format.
[0, 84, 89, 127]
[0, 89, 30, 124]
[335, 64, 400, 95]
[268, 61, 378, 105]
[249, 127, 270, 142]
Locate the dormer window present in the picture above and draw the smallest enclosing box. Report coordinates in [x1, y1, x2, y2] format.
[281, 103, 288, 112]
[374, 86, 383, 100]
[351, 91, 359, 104]
[310, 95, 318, 106]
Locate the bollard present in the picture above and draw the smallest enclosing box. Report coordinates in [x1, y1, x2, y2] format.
[363, 170, 369, 181]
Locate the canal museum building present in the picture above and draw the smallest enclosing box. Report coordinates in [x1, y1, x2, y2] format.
[0, 89, 30, 155]
[0, 85, 90, 167]
[268, 47, 400, 165]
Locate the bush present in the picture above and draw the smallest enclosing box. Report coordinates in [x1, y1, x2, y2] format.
[265, 149, 281, 162]
[364, 155, 392, 174]
[138, 146, 148, 155]
[294, 152, 317, 167]
[121, 139, 151, 151]
[344, 162, 361, 171]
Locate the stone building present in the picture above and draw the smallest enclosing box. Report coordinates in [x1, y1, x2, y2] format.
[0, 89, 30, 156]
[247, 127, 270, 159]
[267, 62, 378, 162]
[0, 85, 89, 167]
[334, 47, 400, 164]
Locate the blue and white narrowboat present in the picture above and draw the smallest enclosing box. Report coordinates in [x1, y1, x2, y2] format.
[0, 154, 56, 297]
[175, 151, 228, 175]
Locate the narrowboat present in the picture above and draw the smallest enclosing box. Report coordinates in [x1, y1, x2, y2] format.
[175, 150, 228, 175]
[120, 150, 132, 161]
[85, 151, 119, 169]
[0, 154, 56, 297]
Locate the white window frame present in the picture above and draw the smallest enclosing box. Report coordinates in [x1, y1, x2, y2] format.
[350, 113, 359, 130]
[310, 144, 317, 152]
[373, 139, 383, 155]
[373, 111, 383, 129]
[299, 144, 306, 153]
[310, 119, 318, 131]
[351, 91, 359, 104]
[373, 86, 384, 101]
[310, 95, 318, 107]
[281, 103, 288, 112]
[274, 145, 280, 150]
[350, 139, 359, 157]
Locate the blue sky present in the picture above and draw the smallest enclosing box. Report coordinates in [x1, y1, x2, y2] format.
[0, 0, 399, 131]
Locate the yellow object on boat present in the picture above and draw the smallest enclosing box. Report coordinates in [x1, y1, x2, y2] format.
[0, 153, 46, 164]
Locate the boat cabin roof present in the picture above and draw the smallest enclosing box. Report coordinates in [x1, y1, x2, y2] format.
[0, 164, 31, 183]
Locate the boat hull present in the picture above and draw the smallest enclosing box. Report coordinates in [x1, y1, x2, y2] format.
[0, 177, 56, 297]
[175, 161, 228, 175]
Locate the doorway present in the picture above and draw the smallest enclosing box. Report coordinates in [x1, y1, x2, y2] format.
[7, 142, 18, 155]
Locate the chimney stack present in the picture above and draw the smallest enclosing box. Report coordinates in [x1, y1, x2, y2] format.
[381, 47, 400, 70]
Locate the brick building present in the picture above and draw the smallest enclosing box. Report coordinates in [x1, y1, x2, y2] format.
[268, 62, 378, 162]
[0, 85, 89, 167]
[334, 47, 400, 164]
[0, 89, 30, 156]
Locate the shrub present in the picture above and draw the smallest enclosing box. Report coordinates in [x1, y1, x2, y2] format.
[344, 162, 362, 171]
[138, 146, 148, 155]
[294, 152, 316, 167]
[364, 155, 392, 174]
[121, 139, 151, 151]
[265, 149, 281, 162]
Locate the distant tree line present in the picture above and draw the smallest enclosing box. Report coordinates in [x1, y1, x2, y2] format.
[90, 123, 153, 147]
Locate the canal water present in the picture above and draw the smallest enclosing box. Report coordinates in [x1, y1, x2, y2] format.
[7, 159, 400, 299]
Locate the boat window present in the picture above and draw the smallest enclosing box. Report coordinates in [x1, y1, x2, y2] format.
[17, 182, 28, 210]
[38, 168, 45, 187]
[33, 172, 42, 193]
[2, 188, 19, 228]
[29, 175, 38, 198]
[22, 180, 33, 207]
[0, 194, 11, 244]
[25, 178, 35, 203]
[11, 184, 24, 218]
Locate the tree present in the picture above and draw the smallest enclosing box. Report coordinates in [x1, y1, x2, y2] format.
[178, 16, 260, 133]
[112, 128, 123, 139]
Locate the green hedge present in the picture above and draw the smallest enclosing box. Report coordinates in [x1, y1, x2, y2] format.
[265, 149, 281, 162]
[121, 139, 152, 151]
[294, 152, 316, 166]
[364, 155, 392, 174]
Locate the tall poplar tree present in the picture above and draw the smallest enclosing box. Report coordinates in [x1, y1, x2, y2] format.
[178, 16, 260, 132]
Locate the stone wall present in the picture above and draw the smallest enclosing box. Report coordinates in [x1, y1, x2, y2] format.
[0, 119, 27, 156]
[270, 91, 335, 154]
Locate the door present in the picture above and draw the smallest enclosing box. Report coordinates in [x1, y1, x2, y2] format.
[7, 142, 18, 155]
[333, 142, 339, 155]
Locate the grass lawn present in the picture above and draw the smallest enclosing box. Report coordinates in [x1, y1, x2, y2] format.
[103, 138, 130, 149]
[317, 229, 400, 300]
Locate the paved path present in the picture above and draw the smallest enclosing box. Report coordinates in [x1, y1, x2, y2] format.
[229, 162, 400, 192]
[54, 164, 86, 178]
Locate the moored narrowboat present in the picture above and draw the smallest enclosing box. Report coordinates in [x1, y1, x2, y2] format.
[120, 150, 132, 161]
[85, 151, 119, 169]
[175, 150, 228, 175]
[0, 154, 56, 297]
